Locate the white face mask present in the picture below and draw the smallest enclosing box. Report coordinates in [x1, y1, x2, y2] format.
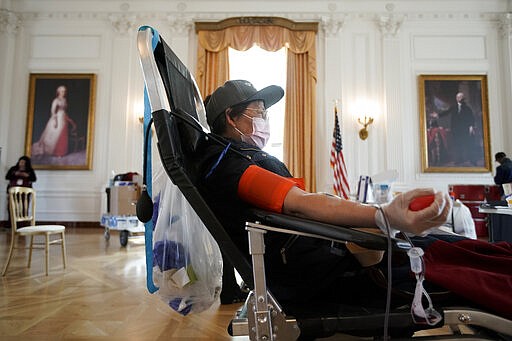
[235, 115, 270, 149]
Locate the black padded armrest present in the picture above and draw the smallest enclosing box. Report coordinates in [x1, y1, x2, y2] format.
[249, 208, 411, 252]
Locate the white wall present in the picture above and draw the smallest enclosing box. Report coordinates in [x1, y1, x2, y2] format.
[1, 0, 511, 221]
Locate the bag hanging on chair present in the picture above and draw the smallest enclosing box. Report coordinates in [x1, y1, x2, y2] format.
[149, 177, 223, 315]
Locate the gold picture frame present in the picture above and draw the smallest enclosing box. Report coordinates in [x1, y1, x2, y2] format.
[24, 73, 96, 170]
[418, 74, 491, 173]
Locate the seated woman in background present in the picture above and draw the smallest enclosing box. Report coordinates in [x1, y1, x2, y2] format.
[5, 155, 37, 190]
[5, 156, 37, 228]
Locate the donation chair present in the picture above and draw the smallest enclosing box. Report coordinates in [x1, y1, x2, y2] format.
[3, 186, 67, 276]
[136, 26, 512, 340]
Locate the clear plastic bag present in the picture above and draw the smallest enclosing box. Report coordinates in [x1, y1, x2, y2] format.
[452, 200, 477, 240]
[150, 178, 223, 315]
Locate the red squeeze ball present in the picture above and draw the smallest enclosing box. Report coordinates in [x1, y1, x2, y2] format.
[409, 195, 435, 211]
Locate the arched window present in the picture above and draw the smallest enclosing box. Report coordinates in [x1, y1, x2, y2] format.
[195, 17, 318, 192]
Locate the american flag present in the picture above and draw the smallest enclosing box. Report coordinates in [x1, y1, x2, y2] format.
[330, 105, 350, 199]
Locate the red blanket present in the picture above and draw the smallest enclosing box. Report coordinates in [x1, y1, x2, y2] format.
[424, 239, 512, 319]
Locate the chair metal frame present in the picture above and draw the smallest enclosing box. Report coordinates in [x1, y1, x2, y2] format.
[3, 186, 67, 276]
[136, 26, 512, 340]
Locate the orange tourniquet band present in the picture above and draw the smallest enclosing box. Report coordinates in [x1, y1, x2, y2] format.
[292, 177, 305, 190]
[237, 165, 299, 213]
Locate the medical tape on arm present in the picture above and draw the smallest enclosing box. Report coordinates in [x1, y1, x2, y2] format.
[237, 165, 299, 213]
[374, 206, 398, 237]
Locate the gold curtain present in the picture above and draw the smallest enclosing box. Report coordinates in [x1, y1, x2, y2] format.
[196, 19, 317, 192]
[196, 31, 230, 97]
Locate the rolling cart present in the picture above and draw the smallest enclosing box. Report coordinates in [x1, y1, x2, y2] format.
[100, 214, 144, 246]
[103, 175, 143, 246]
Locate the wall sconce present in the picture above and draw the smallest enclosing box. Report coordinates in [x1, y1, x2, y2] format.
[351, 98, 378, 141]
[133, 100, 145, 124]
[357, 116, 374, 140]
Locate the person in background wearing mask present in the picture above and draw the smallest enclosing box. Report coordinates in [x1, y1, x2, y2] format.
[197, 80, 511, 320]
[494, 152, 512, 198]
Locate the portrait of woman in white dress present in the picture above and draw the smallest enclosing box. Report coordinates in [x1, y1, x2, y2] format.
[25, 73, 96, 170]
[32, 85, 77, 157]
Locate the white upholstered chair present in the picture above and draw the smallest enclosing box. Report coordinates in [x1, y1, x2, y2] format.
[2, 186, 67, 276]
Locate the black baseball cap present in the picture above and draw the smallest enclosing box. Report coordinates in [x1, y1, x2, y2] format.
[205, 80, 284, 127]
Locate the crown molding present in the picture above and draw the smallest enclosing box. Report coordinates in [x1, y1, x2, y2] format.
[8, 9, 505, 38]
[13, 7, 502, 22]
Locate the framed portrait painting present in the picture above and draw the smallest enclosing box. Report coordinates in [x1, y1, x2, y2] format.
[418, 74, 491, 173]
[24, 73, 96, 170]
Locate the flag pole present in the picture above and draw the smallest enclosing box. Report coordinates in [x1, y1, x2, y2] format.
[334, 99, 340, 131]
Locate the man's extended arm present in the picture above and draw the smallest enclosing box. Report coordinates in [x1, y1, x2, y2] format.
[283, 186, 451, 235]
[237, 164, 451, 236]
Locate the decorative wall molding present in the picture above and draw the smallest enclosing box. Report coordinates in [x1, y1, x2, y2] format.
[21, 12, 104, 21]
[401, 12, 500, 21]
[377, 13, 403, 37]
[13, 9, 503, 25]
[498, 12, 512, 38]
[167, 2, 193, 36]
[0, 9, 22, 35]
[195, 16, 318, 32]
[167, 15, 193, 36]
[108, 13, 137, 35]
[8, 9, 501, 45]
[321, 15, 344, 37]
[377, 3, 403, 38]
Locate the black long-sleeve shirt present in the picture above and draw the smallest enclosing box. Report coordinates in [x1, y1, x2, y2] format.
[5, 166, 37, 189]
[494, 157, 512, 185]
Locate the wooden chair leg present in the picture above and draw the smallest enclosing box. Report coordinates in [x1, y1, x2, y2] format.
[45, 234, 50, 276]
[61, 232, 67, 269]
[2, 235, 17, 276]
[28, 235, 34, 268]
